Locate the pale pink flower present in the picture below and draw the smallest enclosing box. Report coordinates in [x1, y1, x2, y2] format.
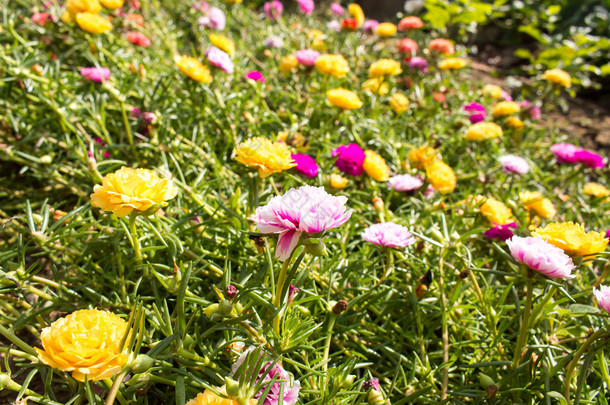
[297, 0, 314, 14]
[593, 285, 610, 313]
[295, 49, 320, 66]
[264, 1, 284, 20]
[506, 236, 576, 279]
[80, 67, 110, 82]
[362, 222, 416, 248]
[499, 155, 530, 174]
[198, 7, 226, 30]
[206, 47, 234, 73]
[251, 186, 352, 261]
[327, 20, 341, 32]
[387, 174, 423, 192]
[362, 19, 379, 32]
[264, 36, 283, 48]
[330, 3, 344, 14]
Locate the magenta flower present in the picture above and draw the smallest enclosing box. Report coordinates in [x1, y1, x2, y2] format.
[483, 222, 516, 241]
[291, 153, 318, 178]
[251, 186, 352, 261]
[363, 378, 380, 391]
[198, 7, 226, 30]
[297, 0, 314, 14]
[264, 1, 284, 20]
[550, 143, 581, 164]
[245, 70, 265, 83]
[232, 348, 301, 405]
[206, 47, 234, 73]
[464, 102, 486, 123]
[387, 174, 423, 192]
[295, 49, 320, 66]
[32, 12, 51, 25]
[606, 229, 610, 241]
[407, 56, 428, 73]
[506, 236, 576, 279]
[332, 144, 365, 176]
[574, 150, 605, 168]
[362, 19, 379, 32]
[593, 285, 610, 313]
[80, 67, 110, 82]
[264, 35, 283, 48]
[362, 222, 416, 248]
[499, 154, 530, 174]
[131, 107, 142, 118]
[330, 3, 344, 14]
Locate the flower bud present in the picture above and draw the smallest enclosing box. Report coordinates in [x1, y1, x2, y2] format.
[367, 388, 389, 405]
[372, 196, 384, 212]
[287, 284, 299, 304]
[459, 269, 470, 279]
[218, 299, 233, 316]
[305, 239, 328, 257]
[363, 378, 380, 391]
[224, 376, 240, 398]
[227, 285, 238, 300]
[342, 374, 356, 389]
[131, 354, 154, 374]
[478, 373, 495, 389]
[40, 155, 52, 164]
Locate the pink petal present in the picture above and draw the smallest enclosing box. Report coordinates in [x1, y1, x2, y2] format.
[275, 230, 302, 261]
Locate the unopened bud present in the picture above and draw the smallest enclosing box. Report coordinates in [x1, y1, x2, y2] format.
[459, 269, 470, 279]
[131, 354, 154, 374]
[40, 155, 52, 164]
[305, 239, 327, 257]
[224, 376, 240, 398]
[287, 284, 299, 304]
[342, 374, 356, 389]
[429, 228, 445, 243]
[218, 299, 233, 316]
[372, 196, 384, 212]
[363, 378, 380, 391]
[479, 373, 495, 389]
[227, 285, 238, 300]
[332, 300, 348, 315]
[367, 388, 388, 405]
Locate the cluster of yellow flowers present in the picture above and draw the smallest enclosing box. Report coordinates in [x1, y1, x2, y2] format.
[542, 68, 572, 88]
[63, 0, 119, 33]
[406, 146, 456, 194]
[492, 101, 520, 118]
[438, 57, 468, 71]
[369, 59, 402, 78]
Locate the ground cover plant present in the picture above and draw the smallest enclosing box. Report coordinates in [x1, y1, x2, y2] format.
[2, 1, 610, 404]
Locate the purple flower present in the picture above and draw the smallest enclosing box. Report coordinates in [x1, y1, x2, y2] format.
[332, 144, 365, 176]
[550, 143, 582, 164]
[245, 70, 265, 83]
[387, 174, 423, 192]
[464, 102, 487, 123]
[288, 284, 299, 304]
[506, 236, 576, 279]
[362, 19, 379, 32]
[574, 150, 605, 168]
[264, 1, 283, 20]
[593, 285, 610, 313]
[606, 229, 610, 241]
[291, 153, 318, 178]
[330, 3, 344, 14]
[295, 49, 320, 66]
[297, 0, 314, 14]
[198, 7, 226, 30]
[499, 154, 530, 174]
[264, 35, 283, 48]
[363, 378, 380, 391]
[206, 47, 234, 73]
[407, 56, 428, 73]
[231, 348, 301, 405]
[483, 222, 516, 241]
[362, 222, 416, 248]
[80, 67, 110, 82]
[251, 186, 352, 261]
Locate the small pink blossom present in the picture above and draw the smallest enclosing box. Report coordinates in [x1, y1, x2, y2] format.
[125, 31, 151, 47]
[206, 47, 234, 73]
[297, 0, 314, 14]
[245, 70, 265, 83]
[193, 0, 209, 12]
[407, 56, 428, 73]
[330, 3, 344, 14]
[295, 49, 320, 66]
[291, 153, 318, 178]
[32, 12, 51, 25]
[387, 174, 423, 192]
[574, 150, 605, 168]
[198, 7, 226, 30]
[264, 1, 284, 20]
[362, 19, 379, 32]
[506, 236, 575, 279]
[80, 67, 110, 82]
[362, 222, 416, 248]
[499, 154, 530, 174]
[131, 107, 142, 118]
[593, 285, 610, 313]
[464, 102, 486, 123]
[483, 222, 516, 241]
[332, 144, 365, 176]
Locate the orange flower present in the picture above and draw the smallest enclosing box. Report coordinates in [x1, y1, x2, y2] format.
[398, 16, 423, 30]
[428, 38, 455, 54]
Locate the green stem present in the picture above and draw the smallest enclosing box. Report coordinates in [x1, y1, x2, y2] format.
[322, 313, 338, 379]
[439, 250, 449, 401]
[119, 99, 137, 159]
[273, 258, 292, 337]
[0, 323, 37, 357]
[373, 249, 394, 288]
[528, 285, 557, 328]
[564, 329, 608, 403]
[128, 214, 142, 261]
[513, 276, 534, 368]
[104, 370, 129, 405]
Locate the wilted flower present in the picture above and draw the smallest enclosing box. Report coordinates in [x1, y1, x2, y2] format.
[520, 191, 556, 220]
[499, 154, 530, 174]
[295, 49, 320, 66]
[506, 236, 575, 279]
[407, 56, 428, 72]
[428, 38, 454, 54]
[206, 47, 234, 73]
[362, 78, 389, 95]
[291, 153, 318, 178]
[75, 12, 112, 33]
[332, 143, 366, 176]
[398, 16, 423, 30]
[252, 186, 352, 260]
[264, 1, 283, 19]
[330, 173, 349, 189]
[465, 122, 503, 141]
[125, 31, 151, 47]
[326, 88, 363, 110]
[80, 66, 110, 82]
[593, 285, 610, 313]
[209, 34, 235, 56]
[398, 38, 418, 54]
[375, 22, 397, 37]
[438, 57, 467, 70]
[198, 7, 226, 30]
[464, 102, 486, 123]
[584, 182, 610, 198]
[407, 145, 437, 168]
[297, 0, 314, 14]
[542, 68, 571, 88]
[347, 3, 364, 27]
[315, 54, 350, 77]
[425, 160, 456, 194]
[492, 101, 520, 117]
[484, 222, 516, 241]
[388, 174, 423, 192]
[175, 55, 212, 83]
[245, 70, 265, 83]
[280, 55, 298, 74]
[36, 309, 128, 382]
[363, 150, 390, 181]
[234, 137, 296, 178]
[532, 222, 608, 256]
[362, 222, 416, 248]
[369, 59, 402, 77]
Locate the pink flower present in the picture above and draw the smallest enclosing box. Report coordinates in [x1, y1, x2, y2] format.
[32, 12, 51, 25]
[131, 107, 142, 118]
[206, 47, 234, 73]
[398, 38, 418, 54]
[506, 236, 576, 279]
[501, 90, 512, 101]
[529, 105, 541, 120]
[251, 185, 352, 261]
[550, 143, 582, 164]
[327, 20, 341, 32]
[245, 70, 265, 83]
[198, 7, 226, 30]
[125, 31, 151, 47]
[499, 154, 530, 174]
[295, 49, 320, 66]
[362, 222, 416, 248]
[264, 1, 284, 20]
[362, 19, 379, 32]
[332, 144, 365, 176]
[232, 348, 300, 405]
[291, 153, 318, 178]
[464, 102, 486, 123]
[265, 36, 283, 48]
[330, 3, 344, 15]
[387, 174, 423, 192]
[363, 378, 380, 391]
[193, 1, 209, 12]
[483, 222, 516, 241]
[297, 0, 314, 14]
[80, 67, 110, 82]
[574, 150, 605, 168]
[593, 285, 610, 313]
[407, 56, 428, 72]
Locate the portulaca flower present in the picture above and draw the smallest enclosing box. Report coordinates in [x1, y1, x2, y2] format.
[506, 236, 575, 279]
[362, 222, 416, 248]
[593, 285, 610, 313]
[387, 174, 423, 192]
[499, 154, 530, 174]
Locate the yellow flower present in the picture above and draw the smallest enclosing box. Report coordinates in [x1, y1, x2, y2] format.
[389, 93, 409, 113]
[348, 3, 364, 28]
[368, 59, 402, 78]
[315, 54, 350, 78]
[478, 196, 513, 225]
[375, 22, 397, 37]
[280, 55, 298, 75]
[542, 68, 571, 88]
[75, 12, 112, 33]
[492, 101, 520, 117]
[312, 38, 327, 52]
[209, 34, 235, 56]
[465, 122, 503, 141]
[363, 150, 390, 181]
[91, 167, 178, 217]
[225, 0, 242, 3]
[175, 56, 212, 83]
[408, 145, 437, 169]
[330, 173, 349, 189]
[520, 191, 556, 220]
[425, 160, 456, 194]
[36, 309, 128, 382]
[506, 116, 524, 129]
[100, 0, 123, 9]
[483, 84, 504, 99]
[234, 137, 296, 178]
[308, 29, 325, 39]
[438, 57, 468, 71]
[362, 78, 389, 95]
[277, 131, 307, 151]
[532, 222, 608, 256]
[326, 88, 363, 110]
[66, 0, 101, 17]
[187, 386, 257, 405]
[584, 182, 610, 198]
